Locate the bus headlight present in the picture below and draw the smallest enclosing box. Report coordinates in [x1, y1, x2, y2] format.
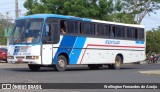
[26, 56, 39, 60]
[7, 56, 14, 59]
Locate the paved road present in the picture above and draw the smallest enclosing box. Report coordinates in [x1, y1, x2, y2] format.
[0, 63, 160, 92]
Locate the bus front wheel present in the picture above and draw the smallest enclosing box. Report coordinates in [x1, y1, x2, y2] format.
[28, 64, 41, 71]
[55, 55, 67, 72]
[108, 55, 122, 70]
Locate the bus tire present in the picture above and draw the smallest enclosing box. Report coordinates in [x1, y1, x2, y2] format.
[88, 64, 100, 70]
[113, 55, 122, 70]
[108, 55, 122, 70]
[55, 55, 67, 72]
[28, 64, 41, 71]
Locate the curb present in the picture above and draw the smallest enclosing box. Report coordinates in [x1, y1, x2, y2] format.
[139, 70, 160, 75]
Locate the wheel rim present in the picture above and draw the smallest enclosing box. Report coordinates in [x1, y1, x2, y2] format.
[115, 59, 121, 67]
[58, 59, 65, 68]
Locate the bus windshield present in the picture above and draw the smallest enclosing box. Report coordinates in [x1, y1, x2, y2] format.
[9, 18, 44, 44]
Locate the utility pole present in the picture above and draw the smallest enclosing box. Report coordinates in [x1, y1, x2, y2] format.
[15, 0, 19, 18]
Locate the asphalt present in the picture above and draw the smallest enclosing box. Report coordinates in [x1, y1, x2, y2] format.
[1, 60, 160, 75]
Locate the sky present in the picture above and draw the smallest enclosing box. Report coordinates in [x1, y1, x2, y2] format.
[0, 0, 160, 31]
[0, 0, 27, 18]
[141, 10, 160, 31]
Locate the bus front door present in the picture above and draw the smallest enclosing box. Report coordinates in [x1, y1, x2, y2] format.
[42, 44, 53, 65]
[42, 18, 60, 65]
[42, 24, 53, 65]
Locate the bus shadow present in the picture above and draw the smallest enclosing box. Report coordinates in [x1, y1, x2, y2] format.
[66, 67, 138, 71]
[4, 68, 54, 72]
[4, 66, 139, 72]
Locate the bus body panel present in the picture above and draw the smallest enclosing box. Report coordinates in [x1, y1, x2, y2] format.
[78, 37, 145, 64]
[52, 35, 145, 65]
[53, 36, 86, 64]
[7, 45, 41, 64]
[42, 44, 53, 64]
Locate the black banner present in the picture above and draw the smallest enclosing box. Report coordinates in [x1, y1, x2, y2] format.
[0, 83, 159, 90]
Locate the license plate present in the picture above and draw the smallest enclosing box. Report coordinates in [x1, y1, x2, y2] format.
[17, 58, 22, 63]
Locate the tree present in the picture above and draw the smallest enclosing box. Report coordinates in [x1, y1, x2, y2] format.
[24, 0, 160, 24]
[146, 27, 160, 53]
[111, 0, 160, 24]
[0, 13, 13, 45]
[24, 0, 119, 21]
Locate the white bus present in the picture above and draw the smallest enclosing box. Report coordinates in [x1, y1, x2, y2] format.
[7, 14, 145, 71]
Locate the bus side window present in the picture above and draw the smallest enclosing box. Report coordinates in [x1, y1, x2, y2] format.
[60, 20, 66, 34]
[83, 23, 95, 35]
[105, 25, 109, 37]
[43, 18, 60, 44]
[135, 28, 138, 39]
[109, 26, 115, 37]
[67, 21, 79, 34]
[80, 22, 84, 34]
[121, 26, 126, 38]
[138, 28, 144, 40]
[52, 23, 60, 44]
[115, 26, 122, 38]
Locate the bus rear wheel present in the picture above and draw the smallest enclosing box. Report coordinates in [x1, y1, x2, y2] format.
[55, 55, 67, 72]
[28, 64, 41, 71]
[108, 55, 122, 70]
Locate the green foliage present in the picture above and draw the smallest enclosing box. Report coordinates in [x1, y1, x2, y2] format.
[0, 37, 7, 45]
[24, 0, 118, 21]
[119, 0, 160, 24]
[146, 27, 160, 53]
[22, 0, 160, 54]
[24, 0, 160, 24]
[109, 12, 135, 24]
[0, 13, 13, 45]
[23, 0, 160, 53]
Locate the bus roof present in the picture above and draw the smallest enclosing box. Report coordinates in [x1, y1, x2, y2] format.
[92, 19, 144, 28]
[17, 14, 144, 28]
[17, 14, 91, 22]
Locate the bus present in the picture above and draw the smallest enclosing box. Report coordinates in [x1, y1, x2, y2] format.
[7, 14, 145, 71]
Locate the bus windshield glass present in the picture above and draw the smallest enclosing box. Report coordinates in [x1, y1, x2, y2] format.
[9, 18, 44, 44]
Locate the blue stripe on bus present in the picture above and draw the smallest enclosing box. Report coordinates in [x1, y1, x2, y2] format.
[136, 41, 144, 44]
[83, 18, 92, 22]
[13, 46, 20, 55]
[69, 37, 86, 64]
[53, 36, 77, 64]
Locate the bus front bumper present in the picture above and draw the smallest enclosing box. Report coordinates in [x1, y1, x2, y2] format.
[7, 56, 41, 64]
